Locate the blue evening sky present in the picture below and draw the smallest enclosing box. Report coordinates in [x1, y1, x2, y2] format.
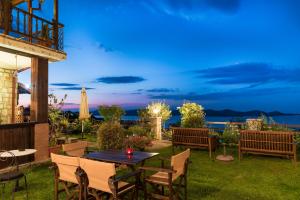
[19, 0, 300, 113]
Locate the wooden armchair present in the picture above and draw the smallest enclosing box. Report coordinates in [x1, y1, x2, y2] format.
[140, 149, 191, 200]
[50, 153, 83, 200]
[62, 141, 89, 157]
[79, 158, 140, 200]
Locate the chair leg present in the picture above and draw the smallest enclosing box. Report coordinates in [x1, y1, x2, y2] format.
[1, 184, 5, 200]
[12, 182, 15, 200]
[24, 176, 28, 200]
[54, 179, 59, 200]
[144, 182, 148, 200]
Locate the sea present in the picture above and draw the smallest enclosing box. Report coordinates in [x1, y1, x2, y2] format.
[97, 115, 300, 127]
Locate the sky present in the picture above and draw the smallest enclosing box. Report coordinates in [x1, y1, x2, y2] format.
[19, 0, 300, 113]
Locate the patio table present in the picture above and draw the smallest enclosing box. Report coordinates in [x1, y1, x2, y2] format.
[84, 150, 159, 170]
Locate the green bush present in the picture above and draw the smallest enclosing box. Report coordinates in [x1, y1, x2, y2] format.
[178, 102, 206, 128]
[97, 121, 125, 150]
[124, 136, 152, 151]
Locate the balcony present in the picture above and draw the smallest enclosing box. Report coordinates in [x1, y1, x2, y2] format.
[0, 1, 64, 52]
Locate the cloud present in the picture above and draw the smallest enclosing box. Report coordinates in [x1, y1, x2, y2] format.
[96, 76, 146, 84]
[50, 83, 79, 87]
[139, 88, 179, 93]
[142, 0, 240, 20]
[195, 63, 300, 86]
[149, 87, 300, 101]
[60, 87, 95, 91]
[96, 42, 115, 52]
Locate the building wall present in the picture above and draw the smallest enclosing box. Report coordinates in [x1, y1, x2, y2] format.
[0, 68, 17, 124]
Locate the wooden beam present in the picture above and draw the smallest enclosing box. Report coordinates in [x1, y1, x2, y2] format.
[12, 0, 27, 6]
[31, 57, 48, 123]
[0, 34, 67, 61]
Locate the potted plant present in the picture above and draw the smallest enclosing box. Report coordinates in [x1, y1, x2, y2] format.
[216, 123, 239, 161]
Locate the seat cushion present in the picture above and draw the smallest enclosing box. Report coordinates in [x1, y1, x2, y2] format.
[146, 172, 178, 186]
[0, 171, 24, 182]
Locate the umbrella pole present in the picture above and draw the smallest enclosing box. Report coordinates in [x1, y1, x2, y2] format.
[81, 120, 84, 139]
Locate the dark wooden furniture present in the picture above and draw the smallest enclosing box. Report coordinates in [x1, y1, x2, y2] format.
[140, 149, 191, 200]
[79, 158, 140, 200]
[50, 153, 83, 200]
[0, 150, 28, 200]
[171, 127, 217, 158]
[84, 150, 159, 170]
[239, 130, 297, 161]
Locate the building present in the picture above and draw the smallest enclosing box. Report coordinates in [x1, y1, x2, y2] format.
[0, 0, 66, 163]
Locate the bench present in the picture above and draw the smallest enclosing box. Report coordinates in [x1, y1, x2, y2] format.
[239, 130, 297, 161]
[171, 127, 217, 158]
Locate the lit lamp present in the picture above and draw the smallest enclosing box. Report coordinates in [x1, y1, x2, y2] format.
[126, 147, 134, 155]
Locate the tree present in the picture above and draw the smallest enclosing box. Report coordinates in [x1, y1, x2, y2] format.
[178, 102, 205, 128]
[98, 105, 125, 122]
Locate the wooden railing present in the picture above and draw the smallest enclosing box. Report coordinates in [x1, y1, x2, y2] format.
[0, 122, 35, 168]
[0, 1, 64, 51]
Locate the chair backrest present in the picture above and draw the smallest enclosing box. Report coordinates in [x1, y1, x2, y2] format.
[171, 149, 190, 178]
[79, 158, 116, 193]
[51, 153, 80, 184]
[62, 141, 88, 157]
[0, 150, 18, 171]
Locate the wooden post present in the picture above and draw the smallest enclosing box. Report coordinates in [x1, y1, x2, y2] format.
[27, 0, 32, 42]
[31, 57, 48, 123]
[53, 0, 59, 49]
[11, 71, 17, 123]
[3, 0, 11, 34]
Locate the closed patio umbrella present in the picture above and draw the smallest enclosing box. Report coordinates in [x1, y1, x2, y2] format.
[79, 88, 90, 139]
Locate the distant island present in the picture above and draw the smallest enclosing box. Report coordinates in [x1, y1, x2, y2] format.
[90, 109, 299, 117]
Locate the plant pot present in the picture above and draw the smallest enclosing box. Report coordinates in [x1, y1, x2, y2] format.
[48, 145, 62, 156]
[216, 143, 234, 162]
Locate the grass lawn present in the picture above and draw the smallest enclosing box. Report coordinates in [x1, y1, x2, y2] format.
[2, 147, 300, 200]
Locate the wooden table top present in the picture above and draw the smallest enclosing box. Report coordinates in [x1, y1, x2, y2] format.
[84, 150, 159, 166]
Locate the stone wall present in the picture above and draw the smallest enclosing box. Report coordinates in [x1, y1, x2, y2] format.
[0, 68, 17, 124]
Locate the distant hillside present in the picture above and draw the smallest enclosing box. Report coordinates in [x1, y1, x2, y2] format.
[121, 109, 298, 117]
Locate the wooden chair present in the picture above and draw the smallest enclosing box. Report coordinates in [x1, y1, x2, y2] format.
[0, 150, 28, 200]
[50, 153, 83, 200]
[79, 158, 140, 200]
[140, 149, 191, 200]
[62, 141, 89, 157]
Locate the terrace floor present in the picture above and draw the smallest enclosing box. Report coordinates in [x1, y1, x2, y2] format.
[2, 147, 300, 200]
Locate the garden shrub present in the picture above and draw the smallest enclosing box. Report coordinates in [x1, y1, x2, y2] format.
[178, 102, 206, 128]
[124, 136, 152, 151]
[127, 125, 151, 137]
[97, 121, 125, 150]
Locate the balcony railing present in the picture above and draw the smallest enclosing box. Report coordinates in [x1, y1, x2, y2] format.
[0, 1, 64, 51]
